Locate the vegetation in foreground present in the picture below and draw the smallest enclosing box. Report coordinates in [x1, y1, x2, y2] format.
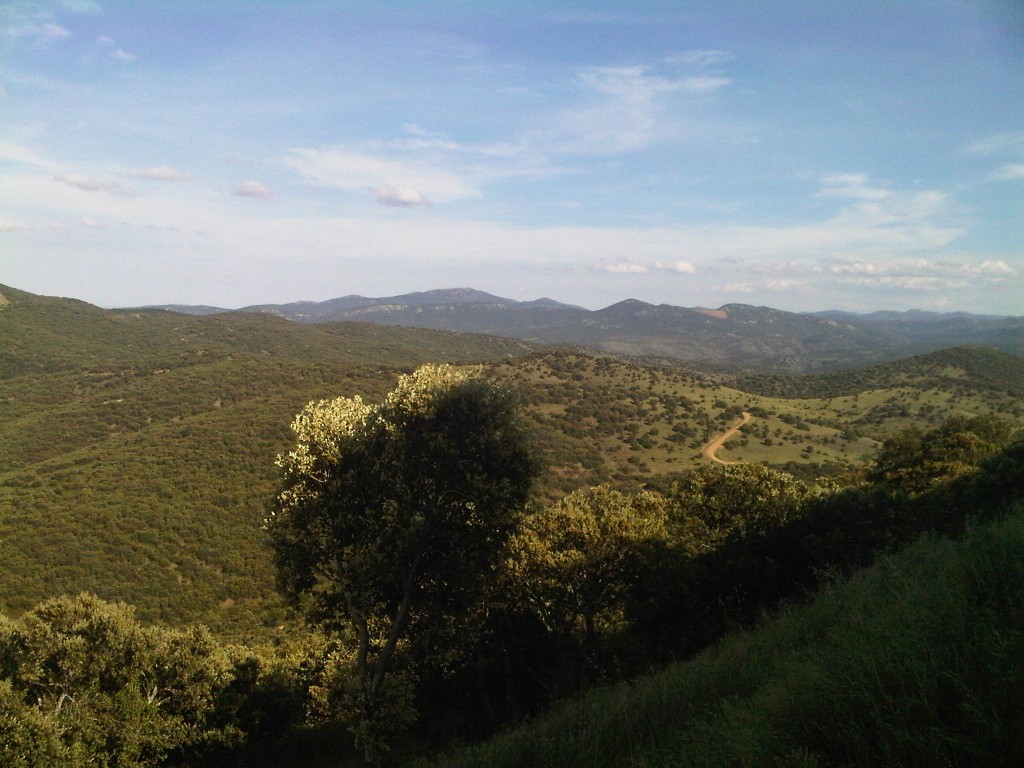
[418, 503, 1024, 768]
[0, 360, 1021, 766]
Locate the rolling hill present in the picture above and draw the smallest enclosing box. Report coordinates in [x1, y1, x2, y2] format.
[2, 284, 1022, 638]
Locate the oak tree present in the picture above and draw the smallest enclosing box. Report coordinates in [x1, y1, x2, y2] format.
[266, 364, 535, 762]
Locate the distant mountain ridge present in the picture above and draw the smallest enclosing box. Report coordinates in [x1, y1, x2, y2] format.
[2, 281, 1023, 632]
[141, 288, 1023, 372]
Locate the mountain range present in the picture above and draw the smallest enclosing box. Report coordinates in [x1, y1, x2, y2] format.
[146, 288, 1024, 372]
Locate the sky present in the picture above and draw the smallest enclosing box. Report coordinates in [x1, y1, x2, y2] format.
[2, 1, 1023, 314]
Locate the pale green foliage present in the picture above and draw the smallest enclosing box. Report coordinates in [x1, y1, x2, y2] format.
[273, 395, 373, 516]
[0, 593, 232, 767]
[0, 678, 68, 767]
[508, 486, 668, 637]
[382, 363, 484, 422]
[668, 465, 831, 557]
[269, 364, 481, 520]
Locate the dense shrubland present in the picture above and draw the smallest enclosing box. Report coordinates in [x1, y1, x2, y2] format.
[4, 290, 1024, 764]
[1, 365, 1021, 766]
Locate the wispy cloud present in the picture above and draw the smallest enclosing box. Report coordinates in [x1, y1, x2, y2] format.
[966, 131, 1024, 156]
[990, 163, 1024, 182]
[97, 34, 135, 62]
[667, 50, 734, 67]
[369, 185, 431, 207]
[654, 260, 696, 273]
[63, 0, 103, 13]
[0, 216, 29, 232]
[284, 147, 479, 205]
[550, 64, 731, 155]
[123, 166, 191, 182]
[232, 181, 273, 199]
[0, 140, 60, 169]
[604, 262, 648, 274]
[9, 21, 72, 44]
[54, 173, 132, 195]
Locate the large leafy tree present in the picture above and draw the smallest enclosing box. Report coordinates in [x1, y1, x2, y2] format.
[266, 364, 536, 762]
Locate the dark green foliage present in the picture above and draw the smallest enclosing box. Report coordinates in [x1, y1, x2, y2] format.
[415, 503, 1024, 768]
[869, 414, 1015, 494]
[737, 345, 1024, 400]
[267, 366, 538, 761]
[0, 679, 69, 767]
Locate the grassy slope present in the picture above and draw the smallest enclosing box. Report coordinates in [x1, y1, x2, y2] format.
[0, 286, 534, 633]
[491, 349, 1023, 497]
[2, 285, 1022, 635]
[417, 505, 1024, 768]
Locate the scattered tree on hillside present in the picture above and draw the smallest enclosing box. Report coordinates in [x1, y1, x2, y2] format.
[508, 486, 666, 642]
[266, 364, 536, 763]
[667, 464, 829, 556]
[869, 415, 1016, 495]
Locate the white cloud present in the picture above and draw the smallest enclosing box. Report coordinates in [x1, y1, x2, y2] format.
[766, 279, 799, 290]
[680, 76, 731, 93]
[284, 147, 479, 204]
[819, 173, 892, 201]
[123, 166, 191, 182]
[96, 34, 135, 61]
[577, 66, 686, 102]
[369, 185, 431, 207]
[12, 23, 71, 43]
[654, 260, 696, 273]
[54, 173, 132, 195]
[0, 140, 58, 169]
[232, 181, 273, 199]
[966, 131, 1024, 156]
[549, 63, 732, 156]
[724, 282, 755, 293]
[667, 50, 734, 67]
[990, 163, 1024, 181]
[604, 262, 648, 274]
[0, 216, 29, 231]
[975, 260, 1015, 276]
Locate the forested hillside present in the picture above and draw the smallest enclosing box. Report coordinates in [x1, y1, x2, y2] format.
[149, 288, 1024, 371]
[2, 286, 1022, 634]
[2, 285, 1023, 767]
[2, 384, 1021, 767]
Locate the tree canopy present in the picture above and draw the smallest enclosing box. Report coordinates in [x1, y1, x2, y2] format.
[265, 364, 536, 761]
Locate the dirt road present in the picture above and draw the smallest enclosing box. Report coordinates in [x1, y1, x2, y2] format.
[701, 412, 751, 464]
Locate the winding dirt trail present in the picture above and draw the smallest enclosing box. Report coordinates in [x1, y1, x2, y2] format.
[701, 412, 751, 465]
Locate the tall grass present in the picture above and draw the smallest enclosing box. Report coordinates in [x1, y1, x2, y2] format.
[414, 504, 1024, 768]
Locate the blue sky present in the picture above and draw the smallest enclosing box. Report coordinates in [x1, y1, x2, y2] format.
[2, 1, 1023, 313]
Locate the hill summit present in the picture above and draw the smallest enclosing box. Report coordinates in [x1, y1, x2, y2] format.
[140, 287, 1023, 372]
